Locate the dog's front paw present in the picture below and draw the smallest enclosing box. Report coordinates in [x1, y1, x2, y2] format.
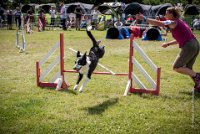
[79, 86, 84, 93]
[73, 84, 78, 90]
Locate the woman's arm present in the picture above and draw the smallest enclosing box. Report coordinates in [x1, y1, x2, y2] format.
[162, 40, 177, 48]
[136, 13, 176, 28]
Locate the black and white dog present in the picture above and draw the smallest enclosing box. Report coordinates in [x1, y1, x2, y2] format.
[73, 26, 105, 93]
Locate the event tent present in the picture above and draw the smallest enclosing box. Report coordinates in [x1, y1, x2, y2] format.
[21, 4, 37, 13]
[184, 4, 200, 15]
[37, 3, 56, 14]
[123, 2, 152, 16]
[66, 2, 94, 14]
[123, 2, 173, 17]
[98, 2, 122, 13]
[151, 3, 173, 16]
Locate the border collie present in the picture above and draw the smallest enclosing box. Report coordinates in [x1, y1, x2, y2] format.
[73, 26, 105, 93]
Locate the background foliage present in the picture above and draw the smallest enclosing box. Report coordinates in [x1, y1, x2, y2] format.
[0, 0, 199, 9]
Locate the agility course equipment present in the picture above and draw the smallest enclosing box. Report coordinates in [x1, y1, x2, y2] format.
[36, 33, 128, 90]
[36, 33, 69, 90]
[124, 34, 161, 96]
[37, 16, 43, 32]
[36, 33, 161, 95]
[26, 17, 31, 33]
[16, 17, 26, 53]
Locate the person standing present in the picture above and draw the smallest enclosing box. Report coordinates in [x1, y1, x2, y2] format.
[7, 10, 12, 30]
[91, 7, 100, 30]
[49, 6, 56, 27]
[59, 1, 67, 30]
[26, 7, 34, 28]
[74, 4, 83, 30]
[136, 7, 200, 92]
[14, 7, 21, 29]
[38, 7, 45, 31]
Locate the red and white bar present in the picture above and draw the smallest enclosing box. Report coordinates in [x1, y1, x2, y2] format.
[124, 34, 161, 96]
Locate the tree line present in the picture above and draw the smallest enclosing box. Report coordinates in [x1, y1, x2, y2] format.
[0, 0, 199, 9]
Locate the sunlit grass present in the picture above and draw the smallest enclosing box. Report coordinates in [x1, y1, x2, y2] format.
[0, 28, 200, 133]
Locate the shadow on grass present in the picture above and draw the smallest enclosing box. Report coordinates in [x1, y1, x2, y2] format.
[180, 91, 200, 99]
[84, 97, 119, 115]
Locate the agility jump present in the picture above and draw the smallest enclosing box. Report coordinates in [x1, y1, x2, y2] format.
[37, 16, 43, 32]
[124, 34, 161, 96]
[36, 33, 68, 90]
[36, 33, 127, 91]
[36, 33, 161, 95]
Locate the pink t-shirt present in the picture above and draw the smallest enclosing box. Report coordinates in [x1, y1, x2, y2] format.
[171, 19, 196, 48]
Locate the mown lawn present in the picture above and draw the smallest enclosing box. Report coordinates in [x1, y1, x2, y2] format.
[0, 27, 200, 134]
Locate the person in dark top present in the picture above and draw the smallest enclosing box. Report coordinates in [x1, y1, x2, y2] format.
[26, 7, 34, 27]
[74, 4, 83, 30]
[38, 7, 45, 30]
[14, 7, 21, 29]
[0, 5, 5, 21]
[7, 10, 12, 30]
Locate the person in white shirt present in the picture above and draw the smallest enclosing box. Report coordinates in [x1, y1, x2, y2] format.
[49, 6, 56, 26]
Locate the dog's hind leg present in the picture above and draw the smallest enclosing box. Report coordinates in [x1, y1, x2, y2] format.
[73, 73, 83, 90]
[79, 77, 90, 93]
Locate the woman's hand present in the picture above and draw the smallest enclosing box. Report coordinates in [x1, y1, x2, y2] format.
[161, 42, 169, 48]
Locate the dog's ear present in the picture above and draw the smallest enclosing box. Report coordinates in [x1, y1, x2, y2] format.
[83, 52, 87, 59]
[77, 51, 81, 57]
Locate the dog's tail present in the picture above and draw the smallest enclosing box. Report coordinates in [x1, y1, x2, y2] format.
[86, 30, 99, 47]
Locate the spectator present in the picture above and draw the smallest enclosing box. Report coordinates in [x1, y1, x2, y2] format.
[38, 7, 45, 31]
[26, 7, 34, 27]
[59, 1, 67, 30]
[49, 6, 56, 27]
[0, 4, 5, 22]
[74, 4, 83, 30]
[125, 14, 134, 26]
[7, 10, 12, 30]
[70, 16, 75, 28]
[91, 7, 101, 30]
[14, 7, 21, 29]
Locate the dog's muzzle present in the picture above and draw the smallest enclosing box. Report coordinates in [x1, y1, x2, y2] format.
[73, 65, 82, 71]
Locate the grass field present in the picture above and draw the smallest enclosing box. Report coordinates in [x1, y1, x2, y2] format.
[0, 27, 200, 134]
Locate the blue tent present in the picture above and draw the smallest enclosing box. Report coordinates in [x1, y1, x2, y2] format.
[106, 27, 130, 39]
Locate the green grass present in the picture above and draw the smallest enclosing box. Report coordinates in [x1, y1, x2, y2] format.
[0, 28, 200, 134]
